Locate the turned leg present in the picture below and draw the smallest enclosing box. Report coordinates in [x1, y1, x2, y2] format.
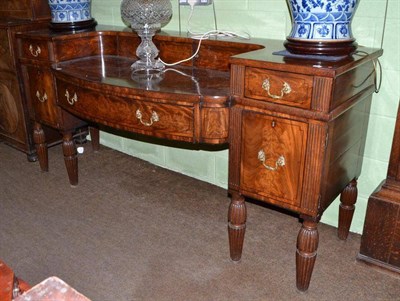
[33, 122, 48, 172]
[228, 192, 247, 261]
[338, 179, 358, 240]
[89, 126, 100, 152]
[62, 132, 78, 186]
[296, 217, 319, 292]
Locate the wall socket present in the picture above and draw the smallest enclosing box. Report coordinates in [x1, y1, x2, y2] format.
[179, 0, 213, 6]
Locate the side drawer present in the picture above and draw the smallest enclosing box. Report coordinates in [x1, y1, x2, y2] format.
[244, 67, 313, 109]
[240, 110, 308, 208]
[19, 38, 49, 61]
[26, 66, 60, 127]
[56, 80, 196, 141]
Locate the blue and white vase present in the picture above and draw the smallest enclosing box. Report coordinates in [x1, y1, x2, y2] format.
[48, 0, 93, 23]
[285, 0, 360, 55]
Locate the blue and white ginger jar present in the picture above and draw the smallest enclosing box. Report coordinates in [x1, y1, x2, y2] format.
[287, 0, 360, 41]
[48, 0, 93, 23]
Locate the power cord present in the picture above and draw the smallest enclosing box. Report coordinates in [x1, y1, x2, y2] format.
[161, 1, 251, 67]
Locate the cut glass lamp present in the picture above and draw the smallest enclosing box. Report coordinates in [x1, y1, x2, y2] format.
[121, 0, 173, 71]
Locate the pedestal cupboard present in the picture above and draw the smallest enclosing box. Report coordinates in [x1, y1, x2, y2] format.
[0, 0, 50, 160]
[228, 48, 382, 291]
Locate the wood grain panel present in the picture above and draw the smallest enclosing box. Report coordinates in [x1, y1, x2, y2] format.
[228, 106, 243, 192]
[300, 122, 327, 215]
[201, 107, 229, 143]
[54, 34, 117, 61]
[389, 217, 400, 266]
[360, 194, 399, 262]
[230, 64, 245, 97]
[240, 111, 307, 207]
[0, 30, 13, 72]
[321, 98, 372, 211]
[19, 38, 49, 61]
[0, 0, 50, 19]
[25, 66, 59, 127]
[245, 68, 313, 109]
[311, 76, 332, 112]
[56, 79, 196, 142]
[332, 61, 375, 110]
[388, 105, 400, 181]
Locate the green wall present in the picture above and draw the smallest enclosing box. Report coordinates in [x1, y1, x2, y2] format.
[91, 0, 400, 234]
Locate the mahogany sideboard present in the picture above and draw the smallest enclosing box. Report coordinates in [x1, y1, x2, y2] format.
[358, 102, 400, 273]
[15, 27, 382, 291]
[0, 0, 51, 160]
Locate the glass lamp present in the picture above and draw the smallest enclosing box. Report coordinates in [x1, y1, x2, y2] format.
[121, 0, 173, 72]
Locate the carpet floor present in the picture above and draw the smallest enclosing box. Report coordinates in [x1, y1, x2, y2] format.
[0, 141, 399, 301]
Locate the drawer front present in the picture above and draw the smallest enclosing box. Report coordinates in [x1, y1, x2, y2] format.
[240, 111, 308, 207]
[244, 68, 313, 109]
[57, 81, 195, 141]
[19, 39, 49, 61]
[26, 66, 59, 127]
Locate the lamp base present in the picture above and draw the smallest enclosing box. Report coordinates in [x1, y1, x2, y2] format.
[131, 59, 165, 72]
[49, 18, 97, 32]
[284, 38, 358, 57]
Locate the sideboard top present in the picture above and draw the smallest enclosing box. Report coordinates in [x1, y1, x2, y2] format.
[16, 24, 383, 78]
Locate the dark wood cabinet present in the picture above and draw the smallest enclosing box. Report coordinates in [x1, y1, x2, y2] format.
[0, 0, 50, 20]
[0, 0, 50, 160]
[358, 103, 400, 273]
[0, 19, 51, 160]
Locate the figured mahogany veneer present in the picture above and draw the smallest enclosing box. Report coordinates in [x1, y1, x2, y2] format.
[54, 56, 231, 144]
[0, 0, 50, 20]
[0, 15, 51, 161]
[228, 41, 382, 291]
[16, 26, 382, 292]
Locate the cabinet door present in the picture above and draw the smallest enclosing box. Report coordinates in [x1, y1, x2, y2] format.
[240, 111, 308, 208]
[26, 66, 59, 127]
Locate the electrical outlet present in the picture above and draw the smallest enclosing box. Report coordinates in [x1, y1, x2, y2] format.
[179, 0, 213, 6]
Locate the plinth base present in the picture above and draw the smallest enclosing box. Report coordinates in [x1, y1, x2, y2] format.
[49, 18, 97, 32]
[284, 38, 358, 57]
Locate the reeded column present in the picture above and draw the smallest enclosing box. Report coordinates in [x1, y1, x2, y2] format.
[33, 122, 48, 172]
[338, 179, 358, 240]
[62, 132, 78, 186]
[296, 217, 319, 291]
[228, 192, 247, 261]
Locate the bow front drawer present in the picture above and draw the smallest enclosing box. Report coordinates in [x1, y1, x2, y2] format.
[244, 67, 313, 109]
[56, 80, 195, 142]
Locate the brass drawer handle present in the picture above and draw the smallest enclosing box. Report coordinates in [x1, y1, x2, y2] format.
[65, 90, 78, 105]
[258, 149, 285, 171]
[36, 90, 47, 103]
[136, 109, 159, 127]
[261, 78, 292, 99]
[29, 44, 41, 57]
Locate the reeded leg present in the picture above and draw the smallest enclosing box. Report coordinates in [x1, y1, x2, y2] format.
[62, 132, 78, 186]
[89, 126, 100, 152]
[228, 192, 247, 261]
[338, 179, 358, 240]
[33, 122, 48, 172]
[296, 217, 319, 292]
